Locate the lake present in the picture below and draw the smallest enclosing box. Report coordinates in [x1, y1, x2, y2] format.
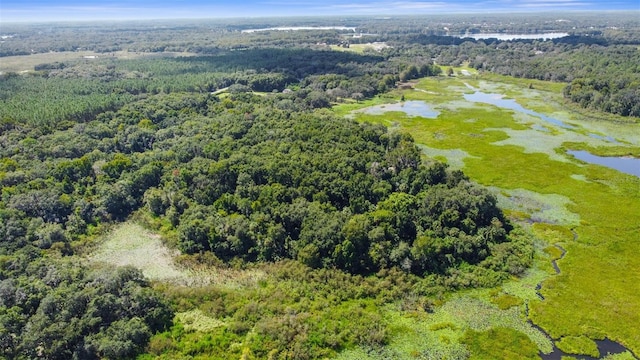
[458, 32, 568, 41]
[242, 26, 356, 33]
[355, 101, 440, 118]
[568, 150, 640, 178]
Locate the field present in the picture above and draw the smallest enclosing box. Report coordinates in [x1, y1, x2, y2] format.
[88, 222, 266, 288]
[329, 42, 391, 53]
[0, 50, 196, 74]
[335, 70, 640, 357]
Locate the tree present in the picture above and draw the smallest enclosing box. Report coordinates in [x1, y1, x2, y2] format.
[337, 214, 372, 273]
[85, 318, 151, 360]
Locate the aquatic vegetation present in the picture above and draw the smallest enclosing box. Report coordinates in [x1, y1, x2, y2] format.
[556, 336, 600, 358]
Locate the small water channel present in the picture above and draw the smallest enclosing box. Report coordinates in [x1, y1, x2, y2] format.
[532, 234, 638, 359]
[539, 337, 635, 360]
[355, 101, 440, 118]
[463, 86, 574, 129]
[568, 150, 640, 178]
[588, 133, 619, 144]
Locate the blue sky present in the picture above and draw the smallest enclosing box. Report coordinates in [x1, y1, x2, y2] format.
[1, 0, 639, 22]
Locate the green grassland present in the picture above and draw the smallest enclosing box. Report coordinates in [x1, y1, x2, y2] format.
[89, 222, 185, 282]
[89, 221, 267, 288]
[329, 42, 391, 54]
[0, 50, 197, 74]
[335, 71, 640, 357]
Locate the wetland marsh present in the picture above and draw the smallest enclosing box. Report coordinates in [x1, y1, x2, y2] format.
[336, 71, 640, 359]
[353, 100, 440, 118]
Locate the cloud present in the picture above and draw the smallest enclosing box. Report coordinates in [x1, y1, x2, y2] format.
[1, 3, 246, 22]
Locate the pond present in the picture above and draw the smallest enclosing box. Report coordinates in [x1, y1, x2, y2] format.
[458, 32, 568, 41]
[355, 101, 440, 118]
[242, 26, 356, 33]
[568, 150, 640, 178]
[463, 87, 574, 129]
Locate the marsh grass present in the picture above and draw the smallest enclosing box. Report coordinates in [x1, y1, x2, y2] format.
[556, 336, 600, 358]
[491, 188, 580, 226]
[175, 309, 225, 332]
[461, 327, 539, 360]
[332, 95, 397, 117]
[562, 142, 640, 157]
[602, 352, 638, 360]
[416, 144, 474, 170]
[336, 289, 554, 360]
[89, 222, 185, 281]
[491, 294, 524, 310]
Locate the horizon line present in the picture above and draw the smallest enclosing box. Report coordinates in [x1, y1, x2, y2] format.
[2, 9, 639, 25]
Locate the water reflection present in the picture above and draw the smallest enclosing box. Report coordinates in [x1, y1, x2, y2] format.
[569, 150, 640, 178]
[588, 133, 620, 144]
[356, 101, 440, 118]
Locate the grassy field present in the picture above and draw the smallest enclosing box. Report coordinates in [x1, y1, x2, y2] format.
[329, 42, 391, 54]
[88, 222, 265, 288]
[88, 222, 186, 281]
[0, 50, 196, 73]
[335, 71, 640, 357]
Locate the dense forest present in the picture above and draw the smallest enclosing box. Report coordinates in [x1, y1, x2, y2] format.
[0, 12, 638, 359]
[0, 86, 533, 360]
[0, 48, 441, 131]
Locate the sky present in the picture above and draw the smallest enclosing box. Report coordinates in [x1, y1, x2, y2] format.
[1, 0, 639, 22]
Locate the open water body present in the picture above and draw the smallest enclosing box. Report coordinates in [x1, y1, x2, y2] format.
[568, 150, 640, 178]
[457, 32, 569, 41]
[357, 101, 440, 118]
[241, 26, 356, 33]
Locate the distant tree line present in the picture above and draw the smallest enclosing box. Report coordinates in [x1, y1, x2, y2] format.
[1, 47, 443, 132]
